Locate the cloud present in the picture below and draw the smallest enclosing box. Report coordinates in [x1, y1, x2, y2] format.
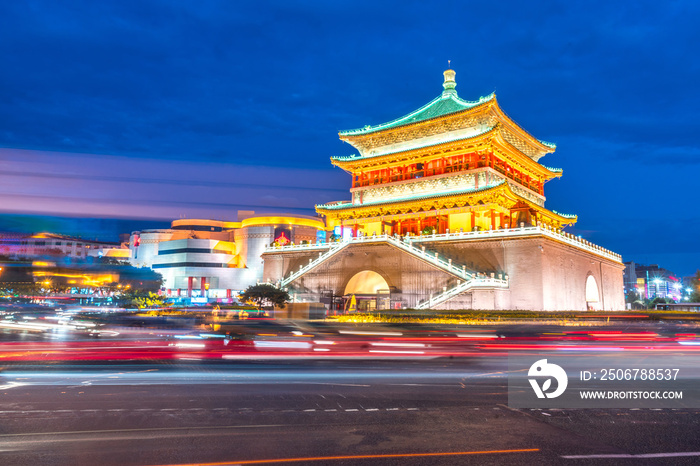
[0, 148, 348, 220]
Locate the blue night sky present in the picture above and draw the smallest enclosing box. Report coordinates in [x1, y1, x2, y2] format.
[0, 1, 698, 276]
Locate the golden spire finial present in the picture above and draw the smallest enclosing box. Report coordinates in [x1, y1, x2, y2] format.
[443, 64, 456, 95]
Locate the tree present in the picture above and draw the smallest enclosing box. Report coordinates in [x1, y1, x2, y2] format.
[131, 291, 166, 309]
[114, 289, 165, 308]
[690, 270, 700, 302]
[649, 296, 671, 309]
[625, 288, 646, 309]
[239, 284, 290, 310]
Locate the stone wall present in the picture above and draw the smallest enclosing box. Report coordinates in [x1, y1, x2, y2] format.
[262, 234, 625, 311]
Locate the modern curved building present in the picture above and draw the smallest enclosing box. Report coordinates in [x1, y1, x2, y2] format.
[129, 213, 323, 302]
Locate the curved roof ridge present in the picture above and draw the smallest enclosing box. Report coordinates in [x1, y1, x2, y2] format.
[551, 209, 577, 219]
[331, 124, 499, 163]
[540, 164, 563, 173]
[339, 92, 496, 137]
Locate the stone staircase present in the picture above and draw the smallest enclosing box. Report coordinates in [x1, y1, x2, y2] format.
[277, 234, 477, 288]
[415, 276, 509, 309]
[274, 234, 508, 308]
[279, 240, 351, 288]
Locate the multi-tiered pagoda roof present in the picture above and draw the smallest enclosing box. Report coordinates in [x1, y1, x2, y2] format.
[317, 68, 576, 233]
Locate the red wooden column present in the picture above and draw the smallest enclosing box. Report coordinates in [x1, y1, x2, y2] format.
[187, 277, 193, 297]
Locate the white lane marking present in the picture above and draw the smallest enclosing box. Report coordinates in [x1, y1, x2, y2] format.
[562, 452, 700, 459]
[0, 405, 423, 417]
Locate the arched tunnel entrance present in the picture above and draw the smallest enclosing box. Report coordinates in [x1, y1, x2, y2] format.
[585, 274, 600, 310]
[343, 270, 391, 312]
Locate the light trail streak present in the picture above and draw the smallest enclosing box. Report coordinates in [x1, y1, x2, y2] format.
[370, 342, 426, 347]
[151, 448, 540, 465]
[0, 367, 512, 387]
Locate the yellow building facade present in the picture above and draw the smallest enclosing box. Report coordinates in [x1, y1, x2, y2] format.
[317, 68, 576, 236]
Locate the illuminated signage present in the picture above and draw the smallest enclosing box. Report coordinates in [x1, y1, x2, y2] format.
[273, 227, 292, 246]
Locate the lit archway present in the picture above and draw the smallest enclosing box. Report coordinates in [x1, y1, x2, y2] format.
[344, 270, 389, 295]
[585, 275, 599, 309]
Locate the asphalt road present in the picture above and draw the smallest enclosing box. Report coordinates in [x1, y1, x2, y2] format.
[1, 358, 700, 465]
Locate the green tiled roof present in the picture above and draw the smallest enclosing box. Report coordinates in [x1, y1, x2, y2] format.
[339, 92, 496, 137]
[331, 125, 498, 163]
[316, 179, 507, 211]
[552, 210, 577, 219]
[330, 153, 361, 162]
[541, 165, 563, 173]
